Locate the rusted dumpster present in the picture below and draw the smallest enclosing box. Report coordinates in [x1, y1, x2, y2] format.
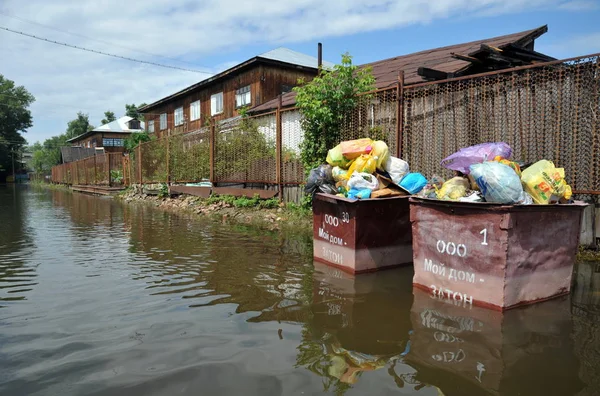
[410, 197, 587, 310]
[312, 193, 412, 274]
[406, 287, 582, 395]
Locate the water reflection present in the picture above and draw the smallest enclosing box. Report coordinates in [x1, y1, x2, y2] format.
[406, 288, 585, 396]
[296, 263, 439, 394]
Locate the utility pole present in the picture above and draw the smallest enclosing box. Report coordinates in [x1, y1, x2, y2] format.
[11, 148, 15, 183]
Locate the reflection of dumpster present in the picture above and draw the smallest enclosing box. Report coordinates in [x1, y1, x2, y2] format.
[406, 288, 584, 396]
[410, 198, 587, 310]
[312, 193, 412, 274]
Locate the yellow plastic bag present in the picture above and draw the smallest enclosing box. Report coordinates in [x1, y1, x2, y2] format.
[326, 145, 351, 169]
[436, 177, 469, 201]
[521, 160, 572, 204]
[371, 140, 390, 171]
[332, 166, 348, 182]
[347, 154, 377, 175]
[494, 156, 521, 177]
[340, 138, 374, 160]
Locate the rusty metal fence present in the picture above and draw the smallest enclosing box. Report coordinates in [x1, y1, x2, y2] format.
[52, 53, 600, 195]
[51, 152, 126, 186]
[402, 54, 600, 195]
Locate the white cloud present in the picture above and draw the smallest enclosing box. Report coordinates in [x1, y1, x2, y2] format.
[0, 0, 581, 143]
[537, 32, 600, 59]
[559, 0, 599, 11]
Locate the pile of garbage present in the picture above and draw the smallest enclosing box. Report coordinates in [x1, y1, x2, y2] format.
[417, 142, 573, 205]
[305, 138, 427, 200]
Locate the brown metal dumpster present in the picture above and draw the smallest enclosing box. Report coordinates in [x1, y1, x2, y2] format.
[409, 197, 587, 311]
[312, 193, 413, 274]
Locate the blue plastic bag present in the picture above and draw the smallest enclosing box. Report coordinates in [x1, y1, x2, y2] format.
[347, 188, 372, 200]
[470, 162, 523, 204]
[399, 173, 427, 194]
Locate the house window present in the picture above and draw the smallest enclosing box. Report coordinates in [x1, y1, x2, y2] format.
[128, 119, 141, 130]
[103, 138, 124, 147]
[160, 113, 167, 130]
[190, 100, 201, 121]
[174, 107, 184, 126]
[281, 84, 293, 94]
[148, 120, 155, 133]
[211, 92, 223, 115]
[235, 85, 251, 108]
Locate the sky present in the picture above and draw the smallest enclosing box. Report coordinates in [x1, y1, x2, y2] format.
[1, 0, 599, 144]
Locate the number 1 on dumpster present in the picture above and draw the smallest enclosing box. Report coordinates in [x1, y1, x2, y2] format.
[480, 228, 488, 246]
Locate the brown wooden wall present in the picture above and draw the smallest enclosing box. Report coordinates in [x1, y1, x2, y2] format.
[143, 63, 316, 138]
[70, 132, 129, 153]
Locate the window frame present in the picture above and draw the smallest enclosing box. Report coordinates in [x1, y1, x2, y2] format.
[235, 85, 251, 108]
[190, 100, 201, 121]
[174, 106, 184, 126]
[160, 113, 167, 130]
[211, 92, 224, 116]
[148, 120, 155, 133]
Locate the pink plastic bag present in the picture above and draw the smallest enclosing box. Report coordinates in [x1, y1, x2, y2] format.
[440, 142, 512, 174]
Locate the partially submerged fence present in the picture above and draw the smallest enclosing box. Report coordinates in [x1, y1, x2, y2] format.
[51, 152, 126, 186]
[52, 53, 600, 196]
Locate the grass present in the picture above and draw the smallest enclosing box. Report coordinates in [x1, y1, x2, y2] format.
[577, 246, 600, 262]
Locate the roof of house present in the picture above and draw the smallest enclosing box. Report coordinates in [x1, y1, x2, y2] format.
[139, 48, 330, 113]
[250, 25, 550, 114]
[66, 116, 145, 143]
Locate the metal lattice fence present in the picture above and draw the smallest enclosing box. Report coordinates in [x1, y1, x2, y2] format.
[51, 152, 126, 186]
[402, 54, 600, 194]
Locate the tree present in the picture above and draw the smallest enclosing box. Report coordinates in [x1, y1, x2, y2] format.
[124, 131, 151, 152]
[101, 111, 116, 125]
[293, 53, 375, 172]
[65, 112, 94, 139]
[125, 103, 147, 120]
[0, 75, 35, 176]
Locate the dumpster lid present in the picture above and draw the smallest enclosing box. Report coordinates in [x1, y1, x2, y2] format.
[409, 197, 589, 211]
[315, 193, 411, 204]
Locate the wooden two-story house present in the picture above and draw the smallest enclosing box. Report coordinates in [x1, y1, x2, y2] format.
[139, 48, 331, 137]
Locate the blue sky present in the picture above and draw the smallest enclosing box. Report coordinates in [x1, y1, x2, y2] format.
[1, 0, 599, 144]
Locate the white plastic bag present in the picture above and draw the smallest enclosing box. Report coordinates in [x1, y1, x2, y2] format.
[347, 172, 379, 191]
[384, 156, 409, 185]
[469, 162, 523, 204]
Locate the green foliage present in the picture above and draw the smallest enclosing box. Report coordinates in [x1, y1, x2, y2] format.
[214, 118, 276, 180]
[110, 169, 123, 184]
[126, 103, 147, 121]
[124, 131, 152, 152]
[101, 111, 116, 125]
[293, 53, 375, 172]
[205, 194, 280, 209]
[158, 183, 169, 198]
[66, 112, 94, 140]
[0, 74, 34, 174]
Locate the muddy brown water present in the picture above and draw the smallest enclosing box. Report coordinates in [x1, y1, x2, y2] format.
[1, 185, 598, 396]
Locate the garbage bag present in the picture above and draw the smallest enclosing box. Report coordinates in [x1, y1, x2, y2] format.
[371, 141, 390, 171]
[332, 166, 348, 182]
[399, 173, 427, 194]
[517, 191, 534, 205]
[340, 138, 374, 160]
[417, 175, 445, 199]
[521, 160, 572, 204]
[441, 142, 512, 174]
[384, 156, 410, 185]
[470, 161, 523, 204]
[494, 156, 521, 177]
[347, 154, 377, 175]
[347, 188, 372, 199]
[326, 145, 351, 169]
[459, 192, 484, 202]
[347, 172, 379, 191]
[305, 165, 334, 194]
[436, 177, 469, 201]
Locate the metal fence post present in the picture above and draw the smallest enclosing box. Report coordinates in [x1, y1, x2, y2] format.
[166, 137, 170, 185]
[209, 120, 215, 184]
[107, 153, 112, 186]
[276, 95, 283, 199]
[396, 70, 405, 158]
[137, 145, 143, 185]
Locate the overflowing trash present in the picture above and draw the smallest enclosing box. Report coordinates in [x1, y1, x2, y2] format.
[307, 139, 575, 204]
[306, 138, 425, 200]
[416, 142, 574, 205]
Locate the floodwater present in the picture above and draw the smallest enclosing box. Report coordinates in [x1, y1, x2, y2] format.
[1, 185, 599, 396]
